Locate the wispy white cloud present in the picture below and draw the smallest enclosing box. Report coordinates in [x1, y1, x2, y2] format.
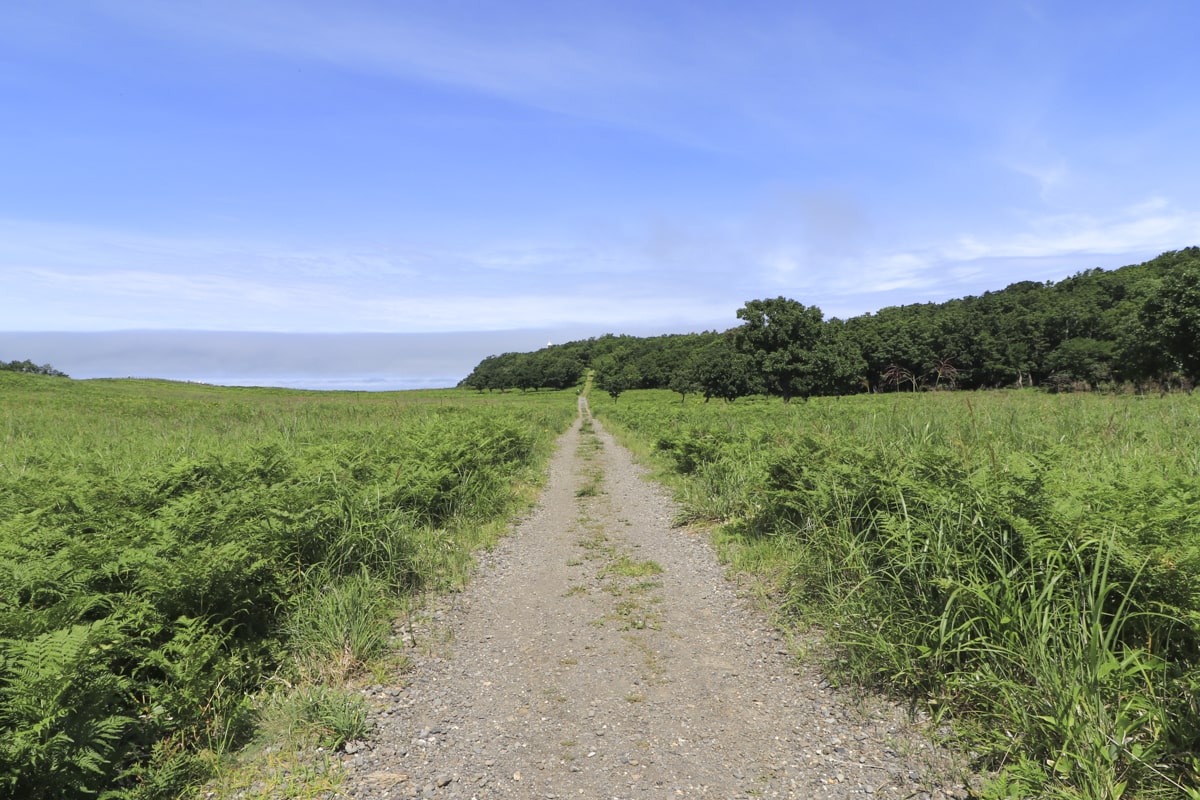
[967, 199, 1200, 261]
[4, 187, 1195, 334]
[84, 2, 670, 131]
[85, 0, 865, 155]
[0, 220, 419, 280]
[742, 196, 1199, 316]
[8, 265, 342, 329]
[0, 218, 738, 333]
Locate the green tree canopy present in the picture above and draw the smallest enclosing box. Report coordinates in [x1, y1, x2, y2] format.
[690, 335, 760, 402]
[734, 297, 825, 402]
[1141, 252, 1200, 382]
[591, 354, 641, 401]
[458, 247, 1199, 396]
[0, 360, 67, 378]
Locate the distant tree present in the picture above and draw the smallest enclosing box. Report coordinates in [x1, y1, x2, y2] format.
[691, 335, 758, 402]
[667, 362, 702, 403]
[592, 354, 640, 401]
[459, 353, 517, 391]
[1141, 255, 1200, 383]
[850, 304, 936, 392]
[980, 281, 1054, 386]
[515, 358, 544, 392]
[0, 359, 67, 378]
[536, 352, 585, 390]
[733, 297, 825, 402]
[1044, 338, 1114, 388]
[806, 319, 868, 396]
[628, 336, 676, 389]
[655, 333, 719, 401]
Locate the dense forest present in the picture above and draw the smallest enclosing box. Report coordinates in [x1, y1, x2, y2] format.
[460, 247, 1200, 400]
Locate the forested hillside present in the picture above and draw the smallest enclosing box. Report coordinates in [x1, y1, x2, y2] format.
[460, 247, 1200, 399]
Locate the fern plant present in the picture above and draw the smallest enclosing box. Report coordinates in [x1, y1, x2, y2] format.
[0, 622, 133, 799]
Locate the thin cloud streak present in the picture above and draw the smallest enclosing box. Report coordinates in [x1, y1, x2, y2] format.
[89, 1, 901, 156]
[3, 195, 1193, 332]
[739, 198, 1198, 314]
[91, 1, 714, 148]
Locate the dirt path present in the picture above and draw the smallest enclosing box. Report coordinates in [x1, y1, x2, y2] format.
[341, 398, 973, 799]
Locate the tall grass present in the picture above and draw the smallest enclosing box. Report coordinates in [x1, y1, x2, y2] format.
[593, 388, 1200, 798]
[0, 374, 575, 799]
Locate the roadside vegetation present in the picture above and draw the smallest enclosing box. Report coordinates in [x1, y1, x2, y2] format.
[0, 373, 574, 799]
[591, 388, 1200, 799]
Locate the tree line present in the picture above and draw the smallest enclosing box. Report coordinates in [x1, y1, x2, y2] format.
[460, 247, 1200, 401]
[0, 360, 67, 378]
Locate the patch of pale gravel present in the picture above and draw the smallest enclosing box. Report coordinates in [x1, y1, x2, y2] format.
[339, 398, 977, 799]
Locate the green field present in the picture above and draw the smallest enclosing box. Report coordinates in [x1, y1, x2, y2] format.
[0, 373, 575, 799]
[592, 389, 1200, 799]
[5, 373, 1199, 799]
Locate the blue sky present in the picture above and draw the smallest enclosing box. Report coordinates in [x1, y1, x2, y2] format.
[2, 2, 1199, 385]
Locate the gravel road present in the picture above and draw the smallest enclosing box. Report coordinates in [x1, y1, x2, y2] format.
[339, 398, 975, 799]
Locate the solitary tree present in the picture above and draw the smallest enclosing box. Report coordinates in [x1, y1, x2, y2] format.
[667, 362, 702, 403]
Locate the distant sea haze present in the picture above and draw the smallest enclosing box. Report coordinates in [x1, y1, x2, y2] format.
[0, 329, 615, 392]
[187, 375, 459, 392]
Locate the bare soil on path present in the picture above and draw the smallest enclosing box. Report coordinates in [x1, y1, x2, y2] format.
[341, 398, 974, 799]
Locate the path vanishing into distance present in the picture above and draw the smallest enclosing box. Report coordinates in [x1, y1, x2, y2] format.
[340, 398, 975, 799]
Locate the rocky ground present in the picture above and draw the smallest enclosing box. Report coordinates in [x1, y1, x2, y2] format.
[337, 398, 977, 799]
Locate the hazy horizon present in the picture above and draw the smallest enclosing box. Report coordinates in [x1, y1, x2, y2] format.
[3, 242, 1182, 391]
[0, 327, 691, 391]
[4, 2, 1198, 353]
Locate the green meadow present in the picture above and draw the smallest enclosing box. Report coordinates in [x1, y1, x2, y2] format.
[5, 371, 1199, 799]
[0, 373, 575, 799]
[592, 388, 1200, 799]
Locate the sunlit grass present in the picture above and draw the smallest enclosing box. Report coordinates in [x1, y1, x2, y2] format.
[592, 387, 1200, 799]
[0, 372, 577, 799]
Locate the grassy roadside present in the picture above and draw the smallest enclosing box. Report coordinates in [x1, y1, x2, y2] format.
[590, 388, 1200, 800]
[0, 374, 576, 800]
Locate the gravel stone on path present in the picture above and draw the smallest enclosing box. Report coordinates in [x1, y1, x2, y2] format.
[339, 397, 977, 799]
